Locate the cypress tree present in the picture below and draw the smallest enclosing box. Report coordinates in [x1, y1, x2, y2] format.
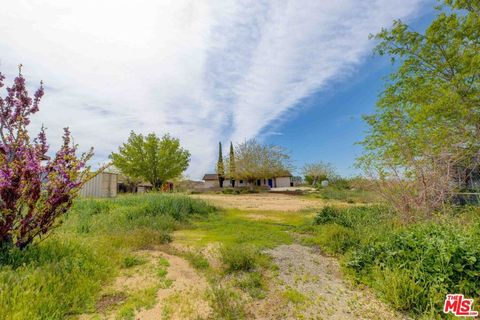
[217, 142, 225, 188]
[229, 142, 236, 187]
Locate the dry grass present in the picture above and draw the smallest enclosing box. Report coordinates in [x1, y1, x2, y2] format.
[190, 193, 344, 211]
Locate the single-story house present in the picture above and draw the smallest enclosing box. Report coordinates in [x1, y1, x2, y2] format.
[202, 173, 293, 188]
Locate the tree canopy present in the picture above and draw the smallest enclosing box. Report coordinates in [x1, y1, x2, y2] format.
[234, 139, 291, 182]
[302, 162, 337, 186]
[358, 0, 480, 216]
[111, 132, 190, 189]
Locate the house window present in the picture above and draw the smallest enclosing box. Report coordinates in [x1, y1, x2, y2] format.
[239, 180, 243, 183]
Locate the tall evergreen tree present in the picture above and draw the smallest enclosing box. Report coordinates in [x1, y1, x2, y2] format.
[229, 142, 236, 187]
[216, 142, 225, 188]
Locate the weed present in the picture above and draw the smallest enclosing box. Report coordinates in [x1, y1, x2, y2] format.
[184, 252, 210, 270]
[220, 244, 261, 272]
[208, 285, 246, 320]
[235, 271, 267, 299]
[122, 256, 146, 268]
[283, 287, 306, 305]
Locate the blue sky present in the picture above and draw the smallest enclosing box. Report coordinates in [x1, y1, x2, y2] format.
[263, 5, 437, 177]
[0, 0, 436, 179]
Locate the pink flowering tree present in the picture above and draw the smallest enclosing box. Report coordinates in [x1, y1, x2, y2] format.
[0, 67, 94, 249]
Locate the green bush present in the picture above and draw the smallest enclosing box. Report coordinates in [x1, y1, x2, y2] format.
[302, 223, 357, 254]
[220, 244, 260, 272]
[314, 205, 391, 229]
[346, 222, 480, 315]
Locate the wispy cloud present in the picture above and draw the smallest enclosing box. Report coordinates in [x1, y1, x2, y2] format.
[0, 0, 423, 178]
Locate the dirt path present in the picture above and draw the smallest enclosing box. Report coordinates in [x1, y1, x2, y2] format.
[191, 193, 331, 211]
[256, 244, 407, 320]
[134, 251, 211, 320]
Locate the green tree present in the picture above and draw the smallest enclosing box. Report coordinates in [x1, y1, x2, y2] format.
[301, 162, 337, 186]
[229, 142, 236, 187]
[111, 132, 190, 189]
[358, 0, 480, 218]
[235, 139, 291, 185]
[216, 142, 225, 187]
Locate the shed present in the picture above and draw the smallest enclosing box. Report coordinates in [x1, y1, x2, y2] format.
[79, 172, 118, 198]
[137, 182, 153, 194]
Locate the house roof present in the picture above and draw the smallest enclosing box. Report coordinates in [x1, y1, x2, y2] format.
[202, 173, 218, 181]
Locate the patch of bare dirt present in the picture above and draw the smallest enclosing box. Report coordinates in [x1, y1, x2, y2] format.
[95, 293, 127, 314]
[135, 251, 211, 320]
[191, 193, 327, 211]
[256, 244, 409, 320]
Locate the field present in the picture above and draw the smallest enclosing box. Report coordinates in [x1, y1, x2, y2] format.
[0, 192, 478, 319]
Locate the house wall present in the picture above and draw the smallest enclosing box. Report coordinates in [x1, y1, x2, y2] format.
[79, 172, 118, 198]
[275, 176, 291, 188]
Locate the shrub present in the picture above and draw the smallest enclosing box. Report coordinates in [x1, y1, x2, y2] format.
[302, 224, 357, 254]
[0, 70, 94, 249]
[314, 205, 390, 229]
[122, 256, 145, 268]
[346, 223, 480, 315]
[220, 244, 260, 272]
[313, 206, 342, 225]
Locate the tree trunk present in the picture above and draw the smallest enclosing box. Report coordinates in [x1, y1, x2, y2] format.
[219, 177, 224, 188]
[231, 179, 235, 188]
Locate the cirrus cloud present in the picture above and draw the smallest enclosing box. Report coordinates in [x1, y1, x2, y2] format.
[0, 0, 424, 178]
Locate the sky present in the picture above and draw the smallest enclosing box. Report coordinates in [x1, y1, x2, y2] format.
[0, 0, 436, 179]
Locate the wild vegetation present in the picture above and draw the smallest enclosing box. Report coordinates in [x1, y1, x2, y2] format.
[0, 194, 214, 319]
[301, 204, 480, 318]
[0, 69, 94, 249]
[358, 0, 480, 218]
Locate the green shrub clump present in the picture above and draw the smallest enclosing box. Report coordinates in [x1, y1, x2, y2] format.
[309, 205, 480, 317]
[220, 244, 261, 272]
[347, 223, 480, 315]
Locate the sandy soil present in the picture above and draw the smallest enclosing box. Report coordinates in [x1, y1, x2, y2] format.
[191, 193, 327, 211]
[135, 251, 211, 320]
[256, 244, 409, 320]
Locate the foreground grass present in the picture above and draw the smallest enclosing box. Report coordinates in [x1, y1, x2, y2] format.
[0, 193, 214, 320]
[174, 207, 316, 319]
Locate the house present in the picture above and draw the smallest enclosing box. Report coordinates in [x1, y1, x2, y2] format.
[202, 173, 293, 188]
[79, 172, 118, 198]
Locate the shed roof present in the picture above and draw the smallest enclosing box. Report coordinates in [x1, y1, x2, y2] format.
[202, 173, 218, 181]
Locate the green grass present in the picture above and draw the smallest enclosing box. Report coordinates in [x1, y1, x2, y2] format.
[176, 208, 294, 248]
[0, 193, 214, 320]
[183, 251, 210, 270]
[176, 208, 296, 319]
[283, 287, 307, 305]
